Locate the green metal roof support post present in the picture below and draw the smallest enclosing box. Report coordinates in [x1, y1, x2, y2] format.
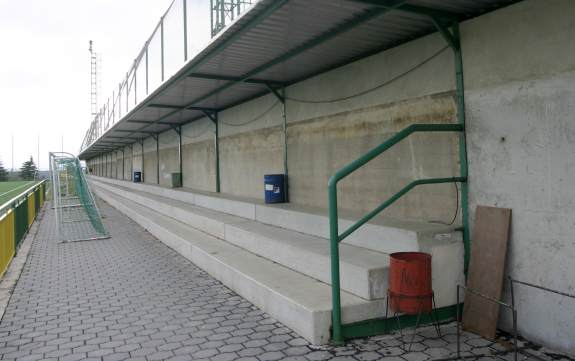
[203, 110, 220, 193]
[114, 151, 117, 179]
[170, 125, 184, 187]
[139, 139, 145, 183]
[151, 134, 160, 185]
[266, 84, 289, 202]
[432, 19, 470, 275]
[122, 147, 125, 180]
[126, 144, 133, 181]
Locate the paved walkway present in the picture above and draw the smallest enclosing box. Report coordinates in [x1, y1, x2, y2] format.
[0, 200, 569, 361]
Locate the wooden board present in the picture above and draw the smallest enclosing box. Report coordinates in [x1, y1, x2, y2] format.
[462, 205, 511, 340]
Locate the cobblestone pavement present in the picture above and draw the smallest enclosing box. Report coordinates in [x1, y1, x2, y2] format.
[0, 200, 571, 361]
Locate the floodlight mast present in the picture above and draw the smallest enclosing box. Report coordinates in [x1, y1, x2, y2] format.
[89, 40, 99, 117]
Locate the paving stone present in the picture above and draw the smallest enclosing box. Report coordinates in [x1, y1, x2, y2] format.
[402, 351, 430, 361]
[193, 348, 220, 358]
[356, 351, 382, 360]
[211, 352, 238, 361]
[305, 351, 333, 360]
[238, 347, 265, 357]
[102, 352, 130, 361]
[114, 343, 141, 353]
[166, 356, 194, 361]
[285, 346, 311, 356]
[60, 352, 87, 361]
[147, 350, 175, 360]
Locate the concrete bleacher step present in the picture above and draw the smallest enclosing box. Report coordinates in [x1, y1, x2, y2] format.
[93, 186, 387, 345]
[89, 176, 464, 310]
[90, 178, 389, 300]
[89, 176, 462, 254]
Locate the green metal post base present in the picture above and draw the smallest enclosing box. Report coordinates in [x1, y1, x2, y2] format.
[332, 304, 460, 343]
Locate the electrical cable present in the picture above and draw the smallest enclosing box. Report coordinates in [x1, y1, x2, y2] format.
[428, 181, 459, 226]
[182, 124, 213, 140]
[219, 99, 281, 126]
[285, 45, 449, 104]
[156, 98, 280, 144]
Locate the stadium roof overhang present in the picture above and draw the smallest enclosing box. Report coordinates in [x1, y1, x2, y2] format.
[79, 0, 521, 159]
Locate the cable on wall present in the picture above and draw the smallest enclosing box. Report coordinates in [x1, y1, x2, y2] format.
[219, 99, 281, 127]
[285, 45, 449, 104]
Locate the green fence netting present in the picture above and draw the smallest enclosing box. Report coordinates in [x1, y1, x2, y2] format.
[50, 152, 109, 242]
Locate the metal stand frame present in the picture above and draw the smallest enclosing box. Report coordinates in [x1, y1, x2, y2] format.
[385, 290, 442, 351]
[450, 283, 518, 361]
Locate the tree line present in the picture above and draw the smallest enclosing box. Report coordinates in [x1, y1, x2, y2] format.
[0, 157, 38, 181]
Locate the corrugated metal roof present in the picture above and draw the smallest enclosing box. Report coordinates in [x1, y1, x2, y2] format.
[79, 0, 521, 159]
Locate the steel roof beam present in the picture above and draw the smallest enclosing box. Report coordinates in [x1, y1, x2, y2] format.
[188, 72, 285, 86]
[349, 0, 462, 22]
[127, 119, 181, 125]
[114, 129, 157, 134]
[147, 104, 219, 112]
[97, 141, 131, 146]
[107, 136, 140, 140]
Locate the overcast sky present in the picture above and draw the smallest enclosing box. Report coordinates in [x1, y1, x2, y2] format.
[0, 0, 211, 170]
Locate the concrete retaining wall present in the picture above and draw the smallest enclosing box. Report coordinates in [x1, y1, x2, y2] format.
[86, 0, 575, 352]
[462, 0, 575, 353]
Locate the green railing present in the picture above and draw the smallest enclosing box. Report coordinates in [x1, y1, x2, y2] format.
[328, 123, 467, 343]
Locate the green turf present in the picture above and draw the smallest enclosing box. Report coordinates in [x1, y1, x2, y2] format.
[0, 181, 37, 207]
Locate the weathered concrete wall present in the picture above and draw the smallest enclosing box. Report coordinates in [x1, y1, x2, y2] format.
[123, 146, 133, 181]
[179, 118, 216, 192]
[132, 142, 143, 180]
[461, 0, 575, 353]
[157, 131, 179, 187]
[85, 0, 575, 352]
[143, 137, 158, 185]
[287, 94, 458, 220]
[114, 151, 123, 179]
[210, 33, 458, 219]
[220, 125, 284, 199]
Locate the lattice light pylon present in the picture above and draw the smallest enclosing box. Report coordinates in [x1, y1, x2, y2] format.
[211, 0, 253, 37]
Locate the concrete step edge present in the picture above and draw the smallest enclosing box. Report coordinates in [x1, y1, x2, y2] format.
[93, 186, 387, 344]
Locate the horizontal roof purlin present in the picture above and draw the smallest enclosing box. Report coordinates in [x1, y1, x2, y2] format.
[80, 0, 521, 159]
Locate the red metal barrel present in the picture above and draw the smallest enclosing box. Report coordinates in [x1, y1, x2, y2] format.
[389, 252, 433, 314]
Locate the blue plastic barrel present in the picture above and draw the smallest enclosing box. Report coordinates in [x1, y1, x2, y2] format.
[133, 171, 142, 183]
[264, 174, 285, 203]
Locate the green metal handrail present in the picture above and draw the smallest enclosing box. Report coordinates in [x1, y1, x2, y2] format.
[328, 123, 466, 343]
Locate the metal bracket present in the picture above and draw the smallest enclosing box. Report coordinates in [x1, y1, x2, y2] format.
[202, 110, 218, 124]
[431, 18, 460, 51]
[266, 83, 285, 103]
[170, 124, 182, 135]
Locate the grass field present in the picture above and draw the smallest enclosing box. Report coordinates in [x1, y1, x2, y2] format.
[0, 181, 37, 206]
